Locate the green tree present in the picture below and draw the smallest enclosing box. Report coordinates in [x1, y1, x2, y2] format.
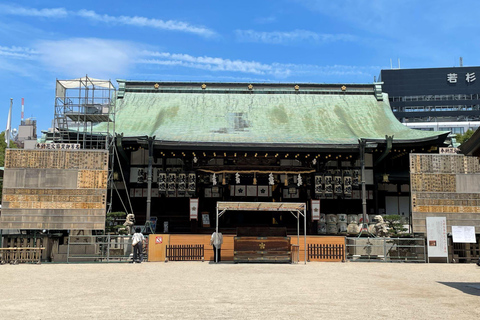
[383, 214, 408, 237]
[105, 211, 128, 234]
[0, 131, 18, 201]
[456, 129, 475, 145]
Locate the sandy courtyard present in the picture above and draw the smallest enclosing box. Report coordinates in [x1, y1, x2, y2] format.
[0, 261, 479, 319]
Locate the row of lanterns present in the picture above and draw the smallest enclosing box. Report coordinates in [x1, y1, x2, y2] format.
[211, 172, 303, 187]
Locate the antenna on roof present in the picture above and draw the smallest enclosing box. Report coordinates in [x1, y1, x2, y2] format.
[398, 58, 401, 69]
[460, 57, 463, 67]
[21, 98, 24, 125]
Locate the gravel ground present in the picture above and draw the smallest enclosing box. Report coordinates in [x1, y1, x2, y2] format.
[0, 261, 479, 320]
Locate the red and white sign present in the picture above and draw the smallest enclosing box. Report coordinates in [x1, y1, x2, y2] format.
[155, 236, 163, 244]
[190, 198, 199, 220]
[426, 217, 448, 258]
[311, 199, 320, 221]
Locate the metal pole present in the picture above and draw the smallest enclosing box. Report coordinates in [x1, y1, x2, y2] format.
[146, 137, 154, 224]
[359, 139, 368, 236]
[67, 235, 70, 264]
[107, 234, 110, 262]
[5, 98, 13, 147]
[297, 211, 300, 245]
[383, 237, 387, 262]
[215, 205, 219, 263]
[304, 208, 307, 264]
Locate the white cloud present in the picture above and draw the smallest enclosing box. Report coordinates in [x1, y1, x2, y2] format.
[286, 63, 379, 79]
[33, 38, 140, 78]
[0, 38, 379, 81]
[0, 4, 67, 18]
[0, 4, 216, 38]
[0, 45, 38, 59]
[139, 50, 379, 80]
[139, 51, 292, 77]
[235, 29, 356, 45]
[76, 10, 216, 37]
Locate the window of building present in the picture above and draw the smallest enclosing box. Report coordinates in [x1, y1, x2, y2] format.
[438, 127, 464, 134]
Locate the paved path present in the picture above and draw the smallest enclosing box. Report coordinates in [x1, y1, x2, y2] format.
[0, 262, 479, 319]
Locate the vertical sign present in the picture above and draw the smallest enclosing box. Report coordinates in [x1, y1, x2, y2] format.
[202, 213, 211, 227]
[426, 217, 448, 260]
[311, 199, 320, 221]
[190, 198, 199, 220]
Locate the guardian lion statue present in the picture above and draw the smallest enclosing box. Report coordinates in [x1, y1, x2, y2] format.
[122, 213, 135, 235]
[373, 215, 388, 237]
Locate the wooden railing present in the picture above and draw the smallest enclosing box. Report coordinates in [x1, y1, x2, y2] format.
[0, 248, 45, 264]
[308, 244, 344, 262]
[166, 245, 204, 262]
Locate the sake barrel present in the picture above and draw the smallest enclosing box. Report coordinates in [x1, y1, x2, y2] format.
[317, 222, 327, 234]
[358, 213, 369, 224]
[347, 223, 360, 235]
[319, 213, 326, 223]
[347, 214, 358, 224]
[326, 214, 337, 223]
[327, 222, 338, 234]
[338, 222, 348, 233]
[337, 213, 347, 223]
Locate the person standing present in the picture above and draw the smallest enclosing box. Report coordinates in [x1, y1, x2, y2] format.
[210, 231, 223, 263]
[132, 227, 145, 263]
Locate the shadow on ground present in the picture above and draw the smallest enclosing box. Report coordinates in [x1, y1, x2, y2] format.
[438, 282, 480, 296]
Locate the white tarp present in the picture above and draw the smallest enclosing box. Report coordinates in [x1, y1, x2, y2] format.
[57, 77, 114, 89]
[56, 77, 114, 98]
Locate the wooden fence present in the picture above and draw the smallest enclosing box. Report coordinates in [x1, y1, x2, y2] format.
[308, 244, 344, 262]
[166, 244, 204, 262]
[0, 247, 44, 264]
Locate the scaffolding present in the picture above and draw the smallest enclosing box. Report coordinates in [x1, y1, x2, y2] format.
[54, 76, 115, 149]
[53, 76, 116, 213]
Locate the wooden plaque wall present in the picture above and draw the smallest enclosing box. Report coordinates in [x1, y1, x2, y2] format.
[0, 149, 108, 230]
[410, 154, 480, 234]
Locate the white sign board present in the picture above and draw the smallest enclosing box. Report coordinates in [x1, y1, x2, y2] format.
[451, 226, 476, 243]
[426, 217, 448, 258]
[439, 147, 459, 154]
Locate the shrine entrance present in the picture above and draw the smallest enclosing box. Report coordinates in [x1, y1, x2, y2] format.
[215, 202, 307, 264]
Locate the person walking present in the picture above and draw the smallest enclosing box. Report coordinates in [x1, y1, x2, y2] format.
[210, 231, 223, 263]
[132, 227, 145, 263]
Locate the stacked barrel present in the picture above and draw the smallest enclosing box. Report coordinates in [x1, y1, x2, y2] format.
[318, 213, 381, 235]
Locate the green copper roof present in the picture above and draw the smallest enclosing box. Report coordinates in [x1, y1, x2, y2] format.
[110, 82, 445, 148]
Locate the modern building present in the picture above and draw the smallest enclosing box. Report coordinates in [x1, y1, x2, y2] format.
[380, 66, 480, 141]
[16, 118, 37, 149]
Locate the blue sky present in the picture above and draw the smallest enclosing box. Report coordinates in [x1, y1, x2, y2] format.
[1, 0, 480, 135]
